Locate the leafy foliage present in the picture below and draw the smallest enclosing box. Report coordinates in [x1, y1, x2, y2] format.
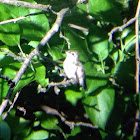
[0, 0, 139, 139]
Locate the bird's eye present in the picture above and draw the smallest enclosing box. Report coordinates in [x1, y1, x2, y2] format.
[71, 52, 75, 56]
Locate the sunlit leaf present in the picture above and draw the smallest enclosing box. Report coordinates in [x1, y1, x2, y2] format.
[0, 23, 20, 46]
[65, 89, 83, 106]
[25, 130, 49, 140]
[34, 62, 48, 87]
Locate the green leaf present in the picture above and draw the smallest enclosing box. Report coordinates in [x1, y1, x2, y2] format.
[35, 112, 60, 130]
[0, 121, 11, 140]
[41, 116, 59, 130]
[122, 29, 135, 53]
[0, 78, 9, 100]
[25, 130, 49, 140]
[28, 41, 40, 48]
[0, 62, 34, 98]
[87, 24, 113, 62]
[89, 0, 122, 25]
[0, 23, 20, 46]
[64, 27, 89, 62]
[82, 61, 115, 130]
[116, 0, 131, 9]
[0, 5, 21, 46]
[112, 56, 135, 92]
[84, 62, 109, 95]
[83, 88, 115, 130]
[0, 3, 50, 43]
[0, 3, 29, 18]
[49, 46, 64, 60]
[34, 62, 48, 87]
[0, 47, 19, 67]
[20, 9, 50, 41]
[5, 110, 31, 139]
[66, 126, 81, 138]
[65, 89, 83, 106]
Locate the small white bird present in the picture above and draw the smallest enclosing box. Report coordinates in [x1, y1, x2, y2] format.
[63, 50, 86, 89]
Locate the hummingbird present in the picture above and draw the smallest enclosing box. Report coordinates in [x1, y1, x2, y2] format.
[63, 50, 86, 89]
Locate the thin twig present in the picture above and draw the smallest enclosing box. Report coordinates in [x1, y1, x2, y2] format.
[49, 79, 77, 88]
[0, 8, 69, 117]
[59, 31, 71, 49]
[133, 0, 140, 137]
[0, 12, 45, 25]
[68, 23, 88, 32]
[0, 0, 51, 11]
[0, 16, 26, 25]
[108, 17, 137, 42]
[0, 48, 25, 61]
[2, 91, 20, 120]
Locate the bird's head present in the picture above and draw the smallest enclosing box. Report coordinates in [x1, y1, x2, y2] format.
[65, 50, 79, 61]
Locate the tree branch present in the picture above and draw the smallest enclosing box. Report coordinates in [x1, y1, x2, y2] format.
[49, 79, 77, 88]
[0, 48, 25, 61]
[41, 105, 98, 130]
[0, 7, 69, 117]
[133, 0, 140, 137]
[0, 0, 51, 11]
[108, 17, 137, 42]
[2, 91, 20, 120]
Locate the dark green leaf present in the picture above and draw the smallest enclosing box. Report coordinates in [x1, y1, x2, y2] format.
[83, 88, 115, 130]
[89, 0, 122, 25]
[0, 121, 11, 140]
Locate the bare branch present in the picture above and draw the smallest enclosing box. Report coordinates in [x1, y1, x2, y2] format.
[59, 31, 71, 49]
[2, 91, 20, 120]
[0, 99, 9, 116]
[68, 23, 88, 32]
[41, 105, 98, 130]
[0, 8, 69, 117]
[108, 17, 137, 42]
[0, 0, 51, 11]
[0, 48, 25, 61]
[41, 105, 66, 122]
[133, 0, 140, 137]
[0, 12, 44, 25]
[135, 0, 140, 96]
[49, 79, 77, 88]
[0, 16, 26, 25]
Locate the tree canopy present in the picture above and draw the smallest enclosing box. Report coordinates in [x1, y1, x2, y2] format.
[0, 0, 139, 139]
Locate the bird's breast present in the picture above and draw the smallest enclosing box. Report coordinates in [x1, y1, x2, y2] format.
[63, 59, 77, 79]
